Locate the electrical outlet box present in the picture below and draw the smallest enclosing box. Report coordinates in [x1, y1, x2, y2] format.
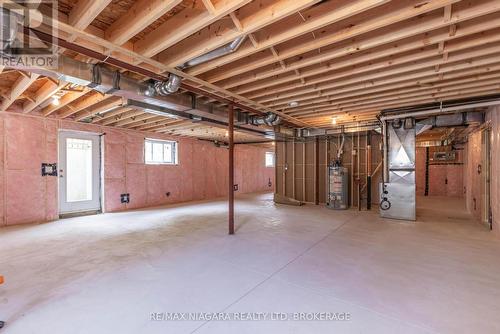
[120, 193, 130, 203]
[233, 184, 238, 191]
[41, 163, 57, 176]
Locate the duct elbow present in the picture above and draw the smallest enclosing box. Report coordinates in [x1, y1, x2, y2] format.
[144, 74, 182, 97]
[156, 74, 182, 95]
[250, 112, 281, 126]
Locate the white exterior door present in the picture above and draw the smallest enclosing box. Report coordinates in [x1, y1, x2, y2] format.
[58, 131, 101, 214]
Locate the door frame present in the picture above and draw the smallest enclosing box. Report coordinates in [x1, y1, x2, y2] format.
[58, 129, 104, 216]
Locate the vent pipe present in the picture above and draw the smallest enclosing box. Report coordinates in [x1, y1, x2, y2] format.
[144, 36, 247, 97]
[180, 35, 246, 70]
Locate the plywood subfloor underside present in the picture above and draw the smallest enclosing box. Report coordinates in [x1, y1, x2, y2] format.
[1, 194, 499, 333]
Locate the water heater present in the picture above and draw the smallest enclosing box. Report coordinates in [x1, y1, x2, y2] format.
[326, 166, 348, 210]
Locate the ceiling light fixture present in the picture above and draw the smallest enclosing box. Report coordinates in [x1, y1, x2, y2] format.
[289, 101, 299, 107]
[51, 96, 60, 106]
[331, 117, 337, 125]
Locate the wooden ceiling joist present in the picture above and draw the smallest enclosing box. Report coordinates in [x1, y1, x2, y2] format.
[187, 0, 390, 76]
[287, 49, 500, 112]
[243, 13, 500, 99]
[58, 92, 109, 119]
[67, 0, 113, 41]
[22, 80, 66, 114]
[3, 0, 500, 133]
[42, 88, 89, 117]
[92, 107, 134, 123]
[293, 77, 500, 119]
[100, 109, 144, 126]
[0, 73, 39, 111]
[105, 0, 183, 46]
[225, 1, 500, 93]
[134, 0, 252, 58]
[74, 97, 124, 121]
[205, 0, 466, 86]
[157, 0, 322, 67]
[265, 43, 500, 110]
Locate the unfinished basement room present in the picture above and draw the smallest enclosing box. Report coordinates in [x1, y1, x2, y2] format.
[2, 0, 500, 333]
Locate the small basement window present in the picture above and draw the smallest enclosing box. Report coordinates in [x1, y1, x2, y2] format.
[265, 152, 275, 167]
[145, 138, 178, 165]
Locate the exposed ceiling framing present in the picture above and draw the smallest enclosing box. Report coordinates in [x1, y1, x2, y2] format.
[1, 0, 500, 140]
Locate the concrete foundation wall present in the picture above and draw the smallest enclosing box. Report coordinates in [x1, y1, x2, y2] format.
[0, 113, 274, 226]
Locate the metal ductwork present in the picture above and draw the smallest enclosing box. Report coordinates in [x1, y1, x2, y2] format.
[249, 111, 281, 126]
[179, 36, 247, 70]
[7, 55, 275, 137]
[148, 74, 182, 96]
[296, 122, 380, 137]
[417, 111, 483, 128]
[380, 94, 500, 121]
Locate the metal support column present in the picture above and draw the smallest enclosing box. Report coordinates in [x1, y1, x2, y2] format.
[228, 105, 235, 235]
[367, 131, 372, 210]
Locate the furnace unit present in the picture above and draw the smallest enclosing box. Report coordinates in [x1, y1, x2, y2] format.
[326, 165, 348, 210]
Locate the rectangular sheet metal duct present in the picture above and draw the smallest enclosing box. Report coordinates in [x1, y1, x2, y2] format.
[380, 121, 416, 221]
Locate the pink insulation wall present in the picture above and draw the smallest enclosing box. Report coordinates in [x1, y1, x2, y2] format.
[415, 147, 426, 196]
[415, 146, 464, 197]
[0, 113, 274, 227]
[464, 130, 483, 223]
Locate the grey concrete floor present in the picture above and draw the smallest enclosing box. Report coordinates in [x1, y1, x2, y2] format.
[1, 193, 500, 333]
